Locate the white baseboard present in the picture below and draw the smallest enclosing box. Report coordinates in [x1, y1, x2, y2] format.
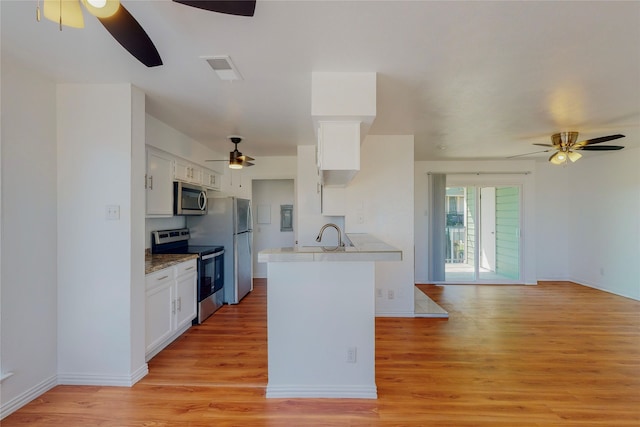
[0, 374, 57, 420]
[570, 278, 639, 301]
[266, 384, 377, 399]
[58, 363, 149, 387]
[375, 309, 415, 317]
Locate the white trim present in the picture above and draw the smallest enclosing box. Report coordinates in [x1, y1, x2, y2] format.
[570, 278, 640, 302]
[0, 375, 57, 420]
[375, 309, 415, 317]
[266, 385, 377, 399]
[58, 363, 148, 387]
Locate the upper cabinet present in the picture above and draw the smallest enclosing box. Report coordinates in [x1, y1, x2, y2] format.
[146, 146, 221, 217]
[311, 72, 377, 187]
[174, 158, 203, 185]
[146, 147, 174, 217]
[202, 169, 221, 191]
[317, 121, 361, 187]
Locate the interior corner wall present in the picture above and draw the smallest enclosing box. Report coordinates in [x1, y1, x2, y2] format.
[252, 179, 296, 278]
[346, 135, 415, 317]
[0, 54, 58, 418]
[567, 147, 640, 300]
[57, 84, 141, 385]
[296, 145, 344, 248]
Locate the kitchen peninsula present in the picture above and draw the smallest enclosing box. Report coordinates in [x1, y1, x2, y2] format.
[258, 233, 401, 399]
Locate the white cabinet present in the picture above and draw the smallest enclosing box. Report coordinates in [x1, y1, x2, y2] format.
[146, 148, 174, 217]
[145, 268, 175, 354]
[321, 186, 346, 216]
[145, 259, 197, 360]
[174, 261, 197, 331]
[317, 121, 361, 186]
[202, 169, 221, 191]
[174, 158, 203, 185]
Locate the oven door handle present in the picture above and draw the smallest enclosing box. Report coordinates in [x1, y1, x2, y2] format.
[201, 250, 224, 260]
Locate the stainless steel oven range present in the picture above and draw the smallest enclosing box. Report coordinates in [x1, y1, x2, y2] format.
[151, 228, 224, 324]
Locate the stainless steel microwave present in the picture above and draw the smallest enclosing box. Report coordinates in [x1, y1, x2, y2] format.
[174, 182, 207, 215]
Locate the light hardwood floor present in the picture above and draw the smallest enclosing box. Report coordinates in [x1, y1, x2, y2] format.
[3, 280, 639, 426]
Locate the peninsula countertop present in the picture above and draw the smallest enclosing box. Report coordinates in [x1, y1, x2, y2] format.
[258, 233, 402, 263]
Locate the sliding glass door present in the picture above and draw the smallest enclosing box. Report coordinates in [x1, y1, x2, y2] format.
[444, 185, 521, 282]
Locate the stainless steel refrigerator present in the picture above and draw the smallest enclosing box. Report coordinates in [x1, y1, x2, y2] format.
[187, 197, 253, 304]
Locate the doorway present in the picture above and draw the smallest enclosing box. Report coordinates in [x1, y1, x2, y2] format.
[252, 179, 295, 278]
[444, 185, 521, 282]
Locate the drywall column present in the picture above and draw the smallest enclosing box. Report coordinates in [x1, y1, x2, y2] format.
[57, 84, 147, 386]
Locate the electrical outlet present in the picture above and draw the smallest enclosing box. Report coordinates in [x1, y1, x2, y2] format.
[376, 288, 382, 298]
[347, 347, 357, 363]
[387, 289, 395, 300]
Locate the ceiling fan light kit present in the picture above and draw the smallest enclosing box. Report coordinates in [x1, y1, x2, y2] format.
[512, 131, 625, 165]
[42, 0, 86, 28]
[81, 0, 119, 18]
[206, 136, 255, 170]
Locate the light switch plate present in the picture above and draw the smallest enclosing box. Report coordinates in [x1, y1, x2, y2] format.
[106, 205, 120, 220]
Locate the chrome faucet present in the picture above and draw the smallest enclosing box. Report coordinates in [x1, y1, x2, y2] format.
[316, 223, 344, 247]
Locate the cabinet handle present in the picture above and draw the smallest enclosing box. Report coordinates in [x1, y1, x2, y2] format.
[184, 266, 195, 271]
[149, 175, 154, 190]
[157, 275, 169, 281]
[172, 300, 176, 314]
[177, 297, 182, 311]
[145, 174, 147, 189]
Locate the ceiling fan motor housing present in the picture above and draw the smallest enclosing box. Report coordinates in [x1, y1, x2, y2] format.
[552, 131, 579, 148]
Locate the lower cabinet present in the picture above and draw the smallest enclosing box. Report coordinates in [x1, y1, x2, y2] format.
[145, 259, 197, 360]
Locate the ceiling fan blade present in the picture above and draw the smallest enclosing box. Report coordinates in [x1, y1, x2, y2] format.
[205, 159, 228, 162]
[242, 161, 255, 167]
[97, 4, 163, 67]
[533, 143, 554, 147]
[575, 134, 625, 147]
[173, 0, 256, 17]
[507, 149, 551, 159]
[577, 145, 625, 151]
[238, 155, 255, 162]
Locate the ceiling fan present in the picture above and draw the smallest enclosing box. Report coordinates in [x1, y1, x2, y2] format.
[510, 132, 625, 165]
[37, 0, 256, 67]
[206, 136, 255, 169]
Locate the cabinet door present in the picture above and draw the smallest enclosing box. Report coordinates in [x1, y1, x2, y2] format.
[145, 274, 175, 354]
[189, 165, 203, 185]
[175, 159, 202, 185]
[173, 158, 192, 182]
[202, 169, 221, 191]
[175, 270, 197, 331]
[146, 149, 174, 216]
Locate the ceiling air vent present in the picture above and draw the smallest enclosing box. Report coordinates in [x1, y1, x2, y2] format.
[203, 55, 243, 81]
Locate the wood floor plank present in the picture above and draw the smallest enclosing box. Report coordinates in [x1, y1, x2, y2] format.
[3, 280, 639, 426]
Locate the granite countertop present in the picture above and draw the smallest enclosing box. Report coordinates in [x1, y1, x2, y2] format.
[258, 233, 402, 263]
[145, 253, 198, 275]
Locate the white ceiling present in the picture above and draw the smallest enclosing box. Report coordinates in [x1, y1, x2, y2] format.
[2, 0, 639, 161]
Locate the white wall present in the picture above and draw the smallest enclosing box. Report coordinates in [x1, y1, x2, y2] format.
[0, 54, 59, 418]
[567, 148, 640, 299]
[534, 162, 570, 280]
[252, 180, 295, 278]
[414, 160, 537, 285]
[345, 135, 415, 316]
[57, 84, 146, 385]
[413, 154, 640, 301]
[296, 145, 344, 247]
